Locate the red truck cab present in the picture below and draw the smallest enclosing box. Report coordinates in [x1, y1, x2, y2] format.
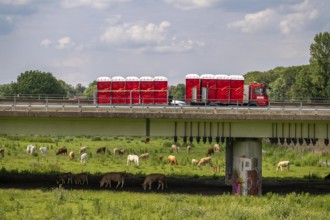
[247, 83, 269, 106]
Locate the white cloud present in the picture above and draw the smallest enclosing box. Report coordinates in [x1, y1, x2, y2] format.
[100, 21, 202, 53]
[227, 0, 320, 35]
[279, 0, 319, 34]
[227, 9, 277, 33]
[163, 0, 218, 10]
[40, 38, 52, 48]
[61, 0, 129, 10]
[101, 21, 171, 45]
[55, 37, 74, 50]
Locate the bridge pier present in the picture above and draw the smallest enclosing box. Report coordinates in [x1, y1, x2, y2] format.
[225, 138, 262, 196]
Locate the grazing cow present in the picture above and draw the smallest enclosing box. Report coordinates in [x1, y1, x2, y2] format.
[74, 173, 88, 185]
[69, 151, 75, 160]
[139, 153, 150, 160]
[142, 174, 167, 190]
[167, 155, 178, 165]
[214, 143, 220, 152]
[127, 154, 139, 166]
[100, 172, 125, 188]
[324, 173, 330, 181]
[0, 148, 4, 157]
[191, 159, 199, 165]
[144, 136, 150, 143]
[171, 144, 178, 153]
[57, 172, 73, 185]
[207, 147, 214, 156]
[79, 146, 87, 154]
[80, 153, 88, 163]
[26, 145, 36, 155]
[276, 161, 290, 171]
[96, 147, 106, 154]
[197, 157, 212, 167]
[113, 148, 125, 156]
[39, 147, 47, 155]
[56, 147, 67, 155]
[186, 145, 191, 153]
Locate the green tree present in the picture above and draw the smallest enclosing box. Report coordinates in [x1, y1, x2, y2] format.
[169, 83, 185, 100]
[0, 83, 16, 96]
[16, 70, 66, 97]
[309, 32, 330, 98]
[83, 81, 97, 99]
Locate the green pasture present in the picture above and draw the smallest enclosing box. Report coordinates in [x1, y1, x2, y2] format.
[0, 135, 330, 179]
[0, 188, 329, 220]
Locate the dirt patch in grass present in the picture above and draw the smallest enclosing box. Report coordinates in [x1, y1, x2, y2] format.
[1, 173, 329, 195]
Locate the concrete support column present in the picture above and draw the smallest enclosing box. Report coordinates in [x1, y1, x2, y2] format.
[226, 138, 262, 196]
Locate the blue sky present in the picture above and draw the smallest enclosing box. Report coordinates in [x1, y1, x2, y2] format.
[0, 0, 329, 86]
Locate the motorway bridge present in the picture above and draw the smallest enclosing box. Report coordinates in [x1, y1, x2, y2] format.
[1, 102, 330, 195]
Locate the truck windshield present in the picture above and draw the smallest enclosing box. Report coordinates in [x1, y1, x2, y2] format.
[254, 87, 265, 96]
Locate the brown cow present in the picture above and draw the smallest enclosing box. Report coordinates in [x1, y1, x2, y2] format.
[142, 174, 167, 190]
[57, 172, 73, 185]
[56, 147, 67, 155]
[197, 157, 212, 167]
[100, 172, 125, 188]
[167, 155, 178, 165]
[144, 136, 150, 143]
[207, 147, 214, 156]
[96, 147, 106, 154]
[68, 151, 75, 160]
[113, 148, 125, 156]
[74, 173, 88, 185]
[214, 143, 220, 152]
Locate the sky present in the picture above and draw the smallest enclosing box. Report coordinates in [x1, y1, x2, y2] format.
[0, 0, 329, 87]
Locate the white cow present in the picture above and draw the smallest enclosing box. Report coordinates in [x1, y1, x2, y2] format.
[276, 161, 290, 171]
[39, 147, 47, 155]
[26, 145, 36, 155]
[127, 154, 139, 166]
[80, 153, 88, 163]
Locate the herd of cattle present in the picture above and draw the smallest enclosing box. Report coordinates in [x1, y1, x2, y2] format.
[1, 143, 330, 187]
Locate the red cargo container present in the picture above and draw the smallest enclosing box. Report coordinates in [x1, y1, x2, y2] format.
[215, 74, 230, 103]
[154, 76, 168, 104]
[200, 74, 216, 103]
[229, 75, 244, 104]
[96, 76, 111, 104]
[185, 74, 200, 103]
[111, 76, 126, 104]
[140, 76, 154, 104]
[125, 76, 140, 104]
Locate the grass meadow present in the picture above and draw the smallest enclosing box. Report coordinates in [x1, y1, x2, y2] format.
[1, 135, 330, 219]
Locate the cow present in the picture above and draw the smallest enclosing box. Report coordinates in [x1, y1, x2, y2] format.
[0, 147, 4, 157]
[96, 147, 106, 154]
[214, 143, 220, 152]
[74, 173, 88, 185]
[167, 155, 178, 165]
[79, 146, 87, 154]
[26, 145, 36, 155]
[127, 155, 139, 166]
[80, 153, 88, 163]
[186, 145, 191, 153]
[144, 136, 150, 143]
[142, 174, 167, 190]
[113, 148, 125, 156]
[139, 153, 150, 160]
[324, 173, 330, 181]
[100, 172, 125, 188]
[207, 147, 214, 156]
[191, 159, 199, 165]
[56, 147, 67, 155]
[197, 157, 212, 167]
[171, 144, 178, 153]
[39, 146, 47, 155]
[69, 151, 75, 160]
[276, 161, 290, 171]
[57, 172, 73, 185]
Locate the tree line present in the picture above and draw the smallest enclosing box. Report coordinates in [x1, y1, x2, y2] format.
[0, 32, 329, 102]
